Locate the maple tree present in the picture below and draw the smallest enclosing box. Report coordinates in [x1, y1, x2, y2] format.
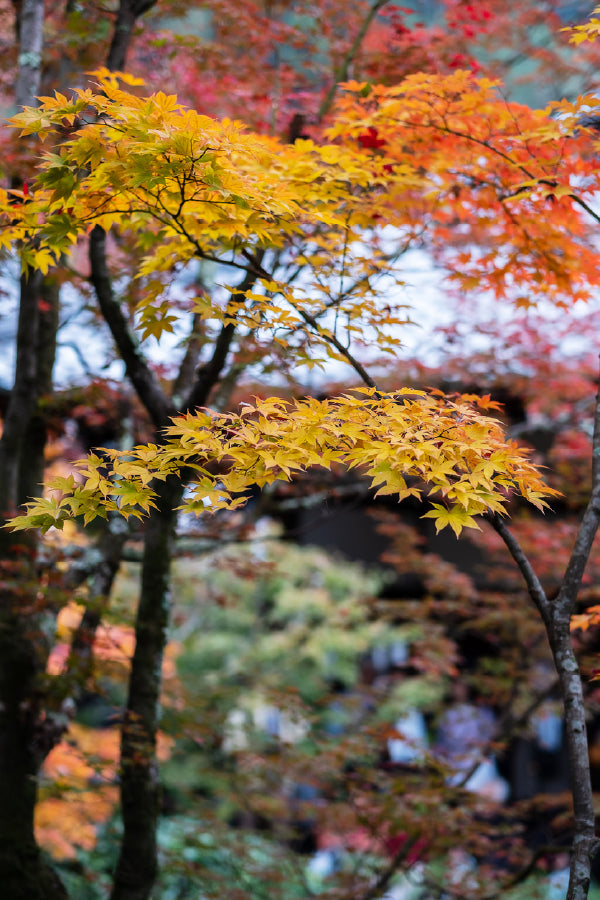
[0, 3, 163, 899]
[138, 0, 600, 130]
[3, 64, 600, 528]
[2, 2, 600, 900]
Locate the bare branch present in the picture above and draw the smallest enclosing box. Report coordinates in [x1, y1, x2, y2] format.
[484, 513, 551, 629]
[183, 251, 265, 411]
[317, 0, 391, 122]
[89, 225, 174, 428]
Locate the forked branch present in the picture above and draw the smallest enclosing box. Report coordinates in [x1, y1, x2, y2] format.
[487, 361, 600, 900]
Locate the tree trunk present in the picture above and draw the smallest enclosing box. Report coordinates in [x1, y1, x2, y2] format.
[0, 1, 66, 889]
[490, 373, 600, 900]
[0, 571, 68, 900]
[0, 271, 64, 898]
[0, 270, 43, 520]
[14, 0, 44, 111]
[110, 477, 182, 900]
[551, 619, 599, 900]
[17, 276, 59, 504]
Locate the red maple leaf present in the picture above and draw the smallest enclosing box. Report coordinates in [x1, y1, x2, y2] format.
[358, 126, 386, 150]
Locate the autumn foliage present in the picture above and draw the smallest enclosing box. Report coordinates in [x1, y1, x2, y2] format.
[4, 62, 600, 534]
[4, 3, 600, 900]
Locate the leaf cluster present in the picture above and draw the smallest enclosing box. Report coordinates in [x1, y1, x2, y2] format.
[11, 389, 558, 537]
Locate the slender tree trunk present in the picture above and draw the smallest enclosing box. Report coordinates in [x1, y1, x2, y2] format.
[110, 477, 181, 900]
[0, 278, 64, 895]
[551, 620, 599, 900]
[489, 374, 600, 900]
[92, 11, 264, 899]
[0, 263, 65, 900]
[0, 270, 43, 519]
[14, 0, 44, 111]
[0, 3, 69, 894]
[100, 253, 258, 894]
[17, 276, 59, 503]
[554, 378, 600, 900]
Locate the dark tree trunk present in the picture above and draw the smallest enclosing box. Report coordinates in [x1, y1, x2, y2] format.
[0, 270, 43, 520]
[106, 0, 157, 72]
[89, 9, 259, 896]
[0, 6, 61, 891]
[101, 242, 256, 897]
[0, 271, 64, 898]
[110, 477, 182, 900]
[17, 276, 59, 503]
[489, 374, 600, 900]
[0, 569, 68, 900]
[0, 2, 162, 898]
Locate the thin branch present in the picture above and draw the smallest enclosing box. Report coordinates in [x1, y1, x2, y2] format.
[355, 837, 421, 900]
[484, 513, 551, 629]
[58, 340, 97, 379]
[183, 251, 265, 412]
[171, 313, 204, 406]
[408, 115, 600, 228]
[568, 194, 600, 227]
[553, 365, 600, 622]
[184, 320, 236, 411]
[89, 225, 174, 428]
[317, 0, 391, 122]
[238, 250, 379, 390]
[295, 303, 378, 388]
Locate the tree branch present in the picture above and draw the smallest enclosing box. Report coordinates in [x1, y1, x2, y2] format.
[553, 367, 600, 624]
[317, 0, 391, 122]
[484, 513, 551, 629]
[183, 251, 265, 411]
[89, 225, 174, 428]
[106, 0, 157, 72]
[171, 313, 204, 407]
[487, 364, 600, 900]
[238, 249, 379, 390]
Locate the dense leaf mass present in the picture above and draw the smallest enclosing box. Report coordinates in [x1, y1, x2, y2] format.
[11, 390, 558, 536]
[3, 68, 600, 534]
